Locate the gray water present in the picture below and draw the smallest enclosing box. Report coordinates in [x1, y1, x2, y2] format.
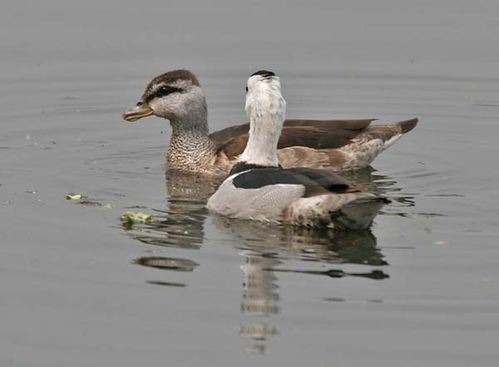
[1, 0, 499, 366]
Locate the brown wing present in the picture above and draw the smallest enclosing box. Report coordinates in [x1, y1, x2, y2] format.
[210, 119, 377, 159]
[276, 117, 419, 171]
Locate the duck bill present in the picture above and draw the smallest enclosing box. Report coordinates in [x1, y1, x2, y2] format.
[122, 104, 154, 122]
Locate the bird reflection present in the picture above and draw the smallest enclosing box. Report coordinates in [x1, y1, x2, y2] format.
[125, 167, 411, 353]
[238, 249, 281, 354]
[124, 170, 218, 285]
[212, 216, 386, 267]
[126, 170, 219, 250]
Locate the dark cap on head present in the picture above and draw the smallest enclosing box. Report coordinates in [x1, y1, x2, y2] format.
[250, 70, 276, 78]
[141, 69, 201, 103]
[148, 69, 200, 88]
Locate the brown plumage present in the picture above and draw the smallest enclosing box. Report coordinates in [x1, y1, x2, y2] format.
[123, 69, 418, 176]
[213, 118, 418, 171]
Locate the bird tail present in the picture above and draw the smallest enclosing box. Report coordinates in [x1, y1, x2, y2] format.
[381, 117, 419, 151]
[331, 195, 390, 230]
[398, 117, 419, 134]
[284, 192, 389, 229]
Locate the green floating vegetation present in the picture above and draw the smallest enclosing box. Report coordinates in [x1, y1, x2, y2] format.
[65, 193, 111, 208]
[65, 193, 83, 201]
[120, 211, 152, 224]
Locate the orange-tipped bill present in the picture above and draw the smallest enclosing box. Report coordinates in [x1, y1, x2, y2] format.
[122, 104, 154, 122]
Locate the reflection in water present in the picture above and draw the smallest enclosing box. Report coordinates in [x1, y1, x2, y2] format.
[240, 251, 280, 316]
[124, 170, 218, 285]
[212, 217, 386, 267]
[238, 249, 281, 354]
[239, 250, 281, 354]
[126, 171, 219, 250]
[124, 168, 415, 353]
[146, 281, 187, 288]
[342, 167, 417, 212]
[210, 214, 387, 353]
[133, 256, 199, 272]
[271, 268, 389, 280]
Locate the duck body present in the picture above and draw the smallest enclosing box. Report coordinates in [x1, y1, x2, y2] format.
[207, 162, 388, 229]
[206, 70, 388, 229]
[123, 69, 418, 177]
[211, 117, 418, 173]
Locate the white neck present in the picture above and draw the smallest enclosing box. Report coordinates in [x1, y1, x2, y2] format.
[239, 82, 286, 166]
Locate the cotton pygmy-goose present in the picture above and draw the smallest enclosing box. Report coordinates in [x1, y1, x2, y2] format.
[206, 70, 388, 229]
[123, 69, 418, 176]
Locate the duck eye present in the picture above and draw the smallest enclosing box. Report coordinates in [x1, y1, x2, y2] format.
[245, 86, 248, 92]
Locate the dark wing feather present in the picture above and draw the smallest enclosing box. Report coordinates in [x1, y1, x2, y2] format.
[232, 167, 354, 197]
[286, 167, 351, 192]
[210, 119, 377, 159]
[281, 119, 374, 130]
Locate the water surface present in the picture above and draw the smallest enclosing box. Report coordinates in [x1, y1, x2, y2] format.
[1, 1, 498, 366]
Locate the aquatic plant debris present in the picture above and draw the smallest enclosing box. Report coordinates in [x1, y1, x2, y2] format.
[65, 193, 82, 201]
[120, 211, 152, 224]
[65, 193, 104, 206]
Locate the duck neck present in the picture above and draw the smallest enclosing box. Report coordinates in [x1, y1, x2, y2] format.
[167, 104, 217, 169]
[239, 113, 283, 168]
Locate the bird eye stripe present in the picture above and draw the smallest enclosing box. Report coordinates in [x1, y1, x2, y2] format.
[155, 86, 183, 97]
[144, 86, 184, 103]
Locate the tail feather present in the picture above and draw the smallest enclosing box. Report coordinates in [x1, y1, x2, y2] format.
[284, 193, 388, 229]
[398, 117, 419, 134]
[332, 197, 389, 230]
[378, 117, 419, 151]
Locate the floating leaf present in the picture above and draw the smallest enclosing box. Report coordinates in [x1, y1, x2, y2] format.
[120, 211, 152, 224]
[65, 193, 82, 201]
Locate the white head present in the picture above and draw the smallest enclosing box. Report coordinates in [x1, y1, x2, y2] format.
[245, 70, 286, 128]
[123, 69, 208, 134]
[239, 70, 287, 167]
